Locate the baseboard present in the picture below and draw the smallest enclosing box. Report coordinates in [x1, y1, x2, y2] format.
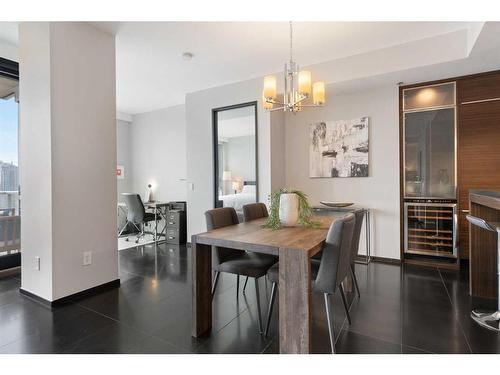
[20, 278, 120, 308]
[0, 266, 20, 278]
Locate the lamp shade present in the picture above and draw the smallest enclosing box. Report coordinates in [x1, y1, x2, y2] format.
[222, 171, 232, 181]
[313, 81, 326, 105]
[298, 71, 312, 96]
[263, 75, 277, 99]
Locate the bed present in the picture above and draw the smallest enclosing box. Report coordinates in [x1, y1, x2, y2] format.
[219, 182, 256, 212]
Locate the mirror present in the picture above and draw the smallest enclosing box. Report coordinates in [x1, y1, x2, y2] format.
[213, 102, 258, 215]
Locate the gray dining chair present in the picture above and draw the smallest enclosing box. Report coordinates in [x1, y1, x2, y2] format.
[205, 207, 277, 333]
[120, 193, 157, 243]
[241, 203, 278, 293]
[243, 202, 269, 222]
[349, 209, 366, 298]
[264, 213, 356, 354]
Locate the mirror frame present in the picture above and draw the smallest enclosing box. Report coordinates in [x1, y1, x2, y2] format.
[212, 101, 258, 209]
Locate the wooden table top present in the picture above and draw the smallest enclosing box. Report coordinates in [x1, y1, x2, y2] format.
[193, 215, 343, 257]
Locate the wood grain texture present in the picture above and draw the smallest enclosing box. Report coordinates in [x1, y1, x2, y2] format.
[191, 236, 212, 337]
[459, 73, 500, 103]
[458, 99, 500, 259]
[278, 247, 311, 354]
[194, 215, 337, 257]
[470, 198, 500, 299]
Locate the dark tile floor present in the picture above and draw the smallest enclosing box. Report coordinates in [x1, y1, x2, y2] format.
[1, 243, 499, 354]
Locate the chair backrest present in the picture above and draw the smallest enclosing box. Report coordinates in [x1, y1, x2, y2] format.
[205, 207, 241, 266]
[243, 203, 269, 222]
[122, 193, 146, 223]
[350, 209, 366, 265]
[314, 213, 356, 294]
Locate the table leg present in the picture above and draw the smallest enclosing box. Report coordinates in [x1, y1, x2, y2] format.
[279, 247, 311, 354]
[191, 237, 212, 337]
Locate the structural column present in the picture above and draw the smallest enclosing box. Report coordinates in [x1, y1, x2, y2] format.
[19, 22, 118, 302]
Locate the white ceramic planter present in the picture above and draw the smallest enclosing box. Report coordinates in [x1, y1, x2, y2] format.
[279, 193, 299, 227]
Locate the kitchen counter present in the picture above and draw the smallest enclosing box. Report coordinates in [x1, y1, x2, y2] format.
[469, 190, 500, 299]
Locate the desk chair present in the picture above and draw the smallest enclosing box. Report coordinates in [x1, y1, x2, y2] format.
[120, 193, 157, 243]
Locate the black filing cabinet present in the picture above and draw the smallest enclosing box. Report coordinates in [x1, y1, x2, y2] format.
[166, 202, 186, 244]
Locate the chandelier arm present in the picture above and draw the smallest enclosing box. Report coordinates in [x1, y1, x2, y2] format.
[269, 106, 286, 112]
[299, 104, 325, 107]
[266, 99, 286, 105]
[288, 94, 308, 106]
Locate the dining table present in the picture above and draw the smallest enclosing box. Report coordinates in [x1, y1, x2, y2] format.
[191, 213, 349, 354]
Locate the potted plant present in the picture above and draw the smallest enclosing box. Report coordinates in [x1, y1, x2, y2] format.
[265, 188, 317, 230]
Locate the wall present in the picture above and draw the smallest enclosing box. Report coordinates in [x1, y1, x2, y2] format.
[117, 119, 132, 201]
[186, 78, 285, 238]
[18, 22, 53, 300]
[19, 22, 118, 301]
[129, 105, 187, 202]
[284, 84, 400, 259]
[224, 136, 255, 182]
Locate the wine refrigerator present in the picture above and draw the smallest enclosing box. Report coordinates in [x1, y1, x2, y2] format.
[402, 81, 458, 259]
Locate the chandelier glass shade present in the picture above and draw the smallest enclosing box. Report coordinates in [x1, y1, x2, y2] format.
[262, 22, 326, 113]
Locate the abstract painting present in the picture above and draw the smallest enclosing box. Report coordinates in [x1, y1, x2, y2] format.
[309, 117, 369, 177]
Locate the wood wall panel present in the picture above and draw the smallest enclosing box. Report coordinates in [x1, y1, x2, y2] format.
[457, 96, 500, 259]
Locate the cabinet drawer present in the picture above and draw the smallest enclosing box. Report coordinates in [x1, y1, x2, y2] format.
[165, 228, 180, 244]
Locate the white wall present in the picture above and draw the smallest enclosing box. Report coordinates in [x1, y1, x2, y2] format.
[117, 119, 132, 201]
[19, 23, 53, 300]
[186, 78, 285, 239]
[129, 105, 187, 202]
[19, 22, 118, 301]
[284, 84, 400, 260]
[224, 136, 255, 182]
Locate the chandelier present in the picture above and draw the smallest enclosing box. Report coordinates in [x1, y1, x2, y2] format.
[262, 22, 326, 113]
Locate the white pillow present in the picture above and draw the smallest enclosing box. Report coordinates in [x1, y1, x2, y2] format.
[241, 184, 256, 194]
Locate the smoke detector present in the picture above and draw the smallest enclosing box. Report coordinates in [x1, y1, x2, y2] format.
[182, 52, 194, 61]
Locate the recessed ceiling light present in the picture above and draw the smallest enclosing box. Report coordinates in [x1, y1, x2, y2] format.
[182, 52, 194, 61]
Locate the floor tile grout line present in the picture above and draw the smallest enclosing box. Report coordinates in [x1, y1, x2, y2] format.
[75, 301, 196, 353]
[343, 325, 403, 349]
[403, 343, 435, 354]
[438, 268, 473, 354]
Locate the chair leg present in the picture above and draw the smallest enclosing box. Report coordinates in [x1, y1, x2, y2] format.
[324, 293, 336, 354]
[264, 282, 277, 337]
[339, 283, 352, 324]
[236, 275, 240, 299]
[243, 276, 249, 293]
[351, 264, 361, 298]
[211, 271, 220, 300]
[254, 278, 263, 334]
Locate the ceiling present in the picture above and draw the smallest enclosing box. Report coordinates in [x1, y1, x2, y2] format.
[0, 21, 486, 114]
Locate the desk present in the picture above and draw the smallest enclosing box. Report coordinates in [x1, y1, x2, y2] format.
[144, 201, 170, 241]
[117, 201, 169, 241]
[191, 215, 341, 354]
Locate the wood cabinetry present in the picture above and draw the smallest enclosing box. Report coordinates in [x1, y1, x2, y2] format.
[400, 70, 500, 265]
[457, 72, 500, 260]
